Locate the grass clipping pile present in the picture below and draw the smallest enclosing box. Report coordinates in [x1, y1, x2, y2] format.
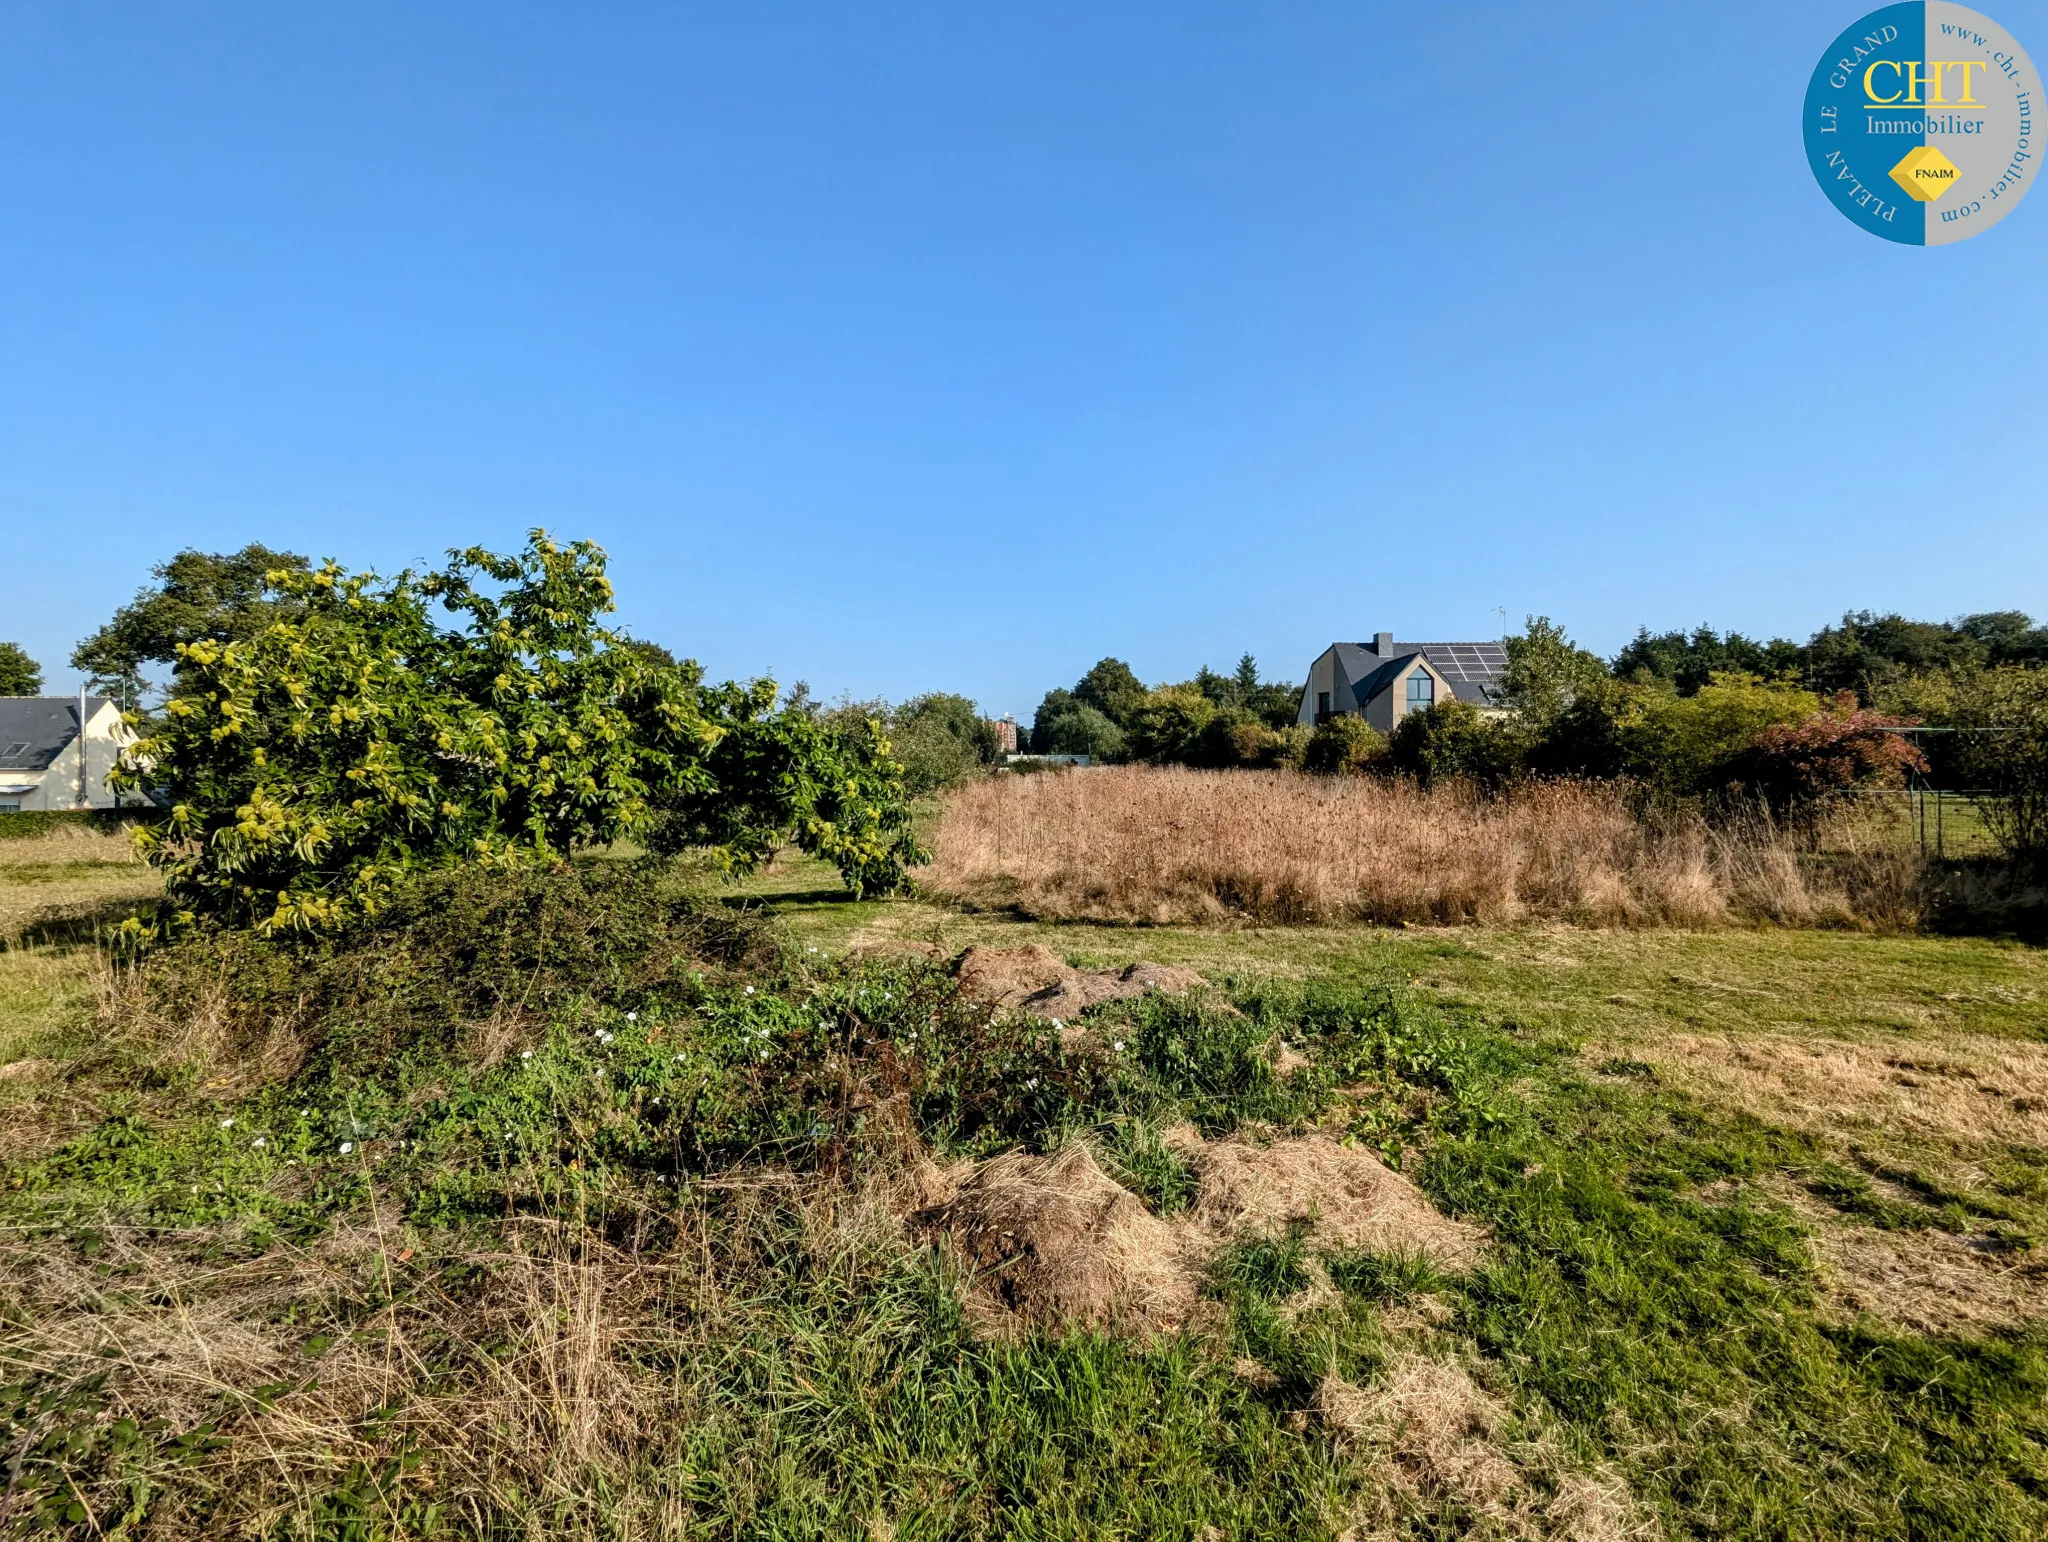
[914, 1132, 1482, 1339]
[911, 945, 1485, 1338]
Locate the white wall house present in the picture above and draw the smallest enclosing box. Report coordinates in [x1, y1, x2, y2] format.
[1297, 633, 1509, 733]
[0, 696, 147, 812]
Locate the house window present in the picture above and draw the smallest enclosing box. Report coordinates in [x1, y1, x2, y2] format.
[1406, 673, 1434, 708]
[0, 801, 18, 813]
[1316, 691, 1331, 719]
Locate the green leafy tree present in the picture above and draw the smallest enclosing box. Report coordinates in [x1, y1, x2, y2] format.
[73, 544, 313, 710]
[1043, 705, 1126, 760]
[0, 642, 42, 696]
[1214, 655, 1300, 729]
[1502, 616, 1609, 721]
[1192, 665, 1239, 711]
[1244, 679, 1305, 730]
[1073, 658, 1147, 728]
[1528, 678, 1635, 780]
[115, 532, 920, 933]
[1028, 688, 1078, 752]
[645, 686, 925, 891]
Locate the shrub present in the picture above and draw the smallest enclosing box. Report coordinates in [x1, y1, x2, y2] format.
[120, 858, 771, 1073]
[1386, 701, 1526, 789]
[116, 532, 921, 932]
[1614, 673, 1820, 795]
[1723, 699, 1926, 824]
[884, 693, 999, 794]
[1303, 715, 1385, 775]
[1126, 686, 1217, 764]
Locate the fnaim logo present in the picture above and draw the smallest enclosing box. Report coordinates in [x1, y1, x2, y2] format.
[1804, 3, 2039, 243]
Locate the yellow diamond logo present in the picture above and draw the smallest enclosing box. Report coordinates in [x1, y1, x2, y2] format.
[1889, 145, 1961, 202]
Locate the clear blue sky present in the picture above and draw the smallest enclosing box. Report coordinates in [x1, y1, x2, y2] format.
[3, 2, 2043, 717]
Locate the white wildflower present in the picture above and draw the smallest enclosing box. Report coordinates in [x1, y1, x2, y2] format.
[521, 1050, 534, 1060]
[219, 1118, 235, 1129]
[626, 1011, 638, 1021]
[744, 986, 755, 995]
[339, 1142, 354, 1155]
[251, 1137, 267, 1149]
[1113, 1041, 1125, 1052]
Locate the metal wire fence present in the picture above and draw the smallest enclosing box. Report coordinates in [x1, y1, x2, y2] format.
[1856, 786, 2008, 860]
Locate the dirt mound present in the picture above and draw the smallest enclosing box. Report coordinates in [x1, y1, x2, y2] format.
[1169, 1129, 1485, 1267]
[951, 944, 1207, 1019]
[911, 1144, 1202, 1335]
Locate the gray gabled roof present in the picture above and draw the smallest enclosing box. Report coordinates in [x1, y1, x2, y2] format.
[0, 697, 112, 771]
[1314, 639, 1508, 713]
[1330, 646, 1424, 710]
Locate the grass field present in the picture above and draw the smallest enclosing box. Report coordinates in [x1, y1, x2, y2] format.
[2, 835, 2045, 1539]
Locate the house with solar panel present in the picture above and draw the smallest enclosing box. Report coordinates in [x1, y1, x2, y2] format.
[1296, 633, 1508, 733]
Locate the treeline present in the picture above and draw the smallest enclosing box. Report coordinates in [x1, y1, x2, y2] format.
[1028, 655, 1303, 767]
[1614, 610, 2048, 701]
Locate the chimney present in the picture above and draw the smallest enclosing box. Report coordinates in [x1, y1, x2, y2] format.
[1374, 631, 1394, 656]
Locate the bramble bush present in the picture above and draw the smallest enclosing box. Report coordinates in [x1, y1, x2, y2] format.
[114, 532, 922, 933]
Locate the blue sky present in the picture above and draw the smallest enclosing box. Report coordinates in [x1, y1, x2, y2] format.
[3, 2, 2043, 717]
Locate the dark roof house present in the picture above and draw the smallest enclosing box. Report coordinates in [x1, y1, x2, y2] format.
[0, 695, 144, 812]
[1296, 633, 1508, 733]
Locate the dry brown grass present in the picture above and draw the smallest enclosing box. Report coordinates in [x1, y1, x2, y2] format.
[924, 768, 1921, 929]
[1611, 1032, 2048, 1147]
[1320, 1352, 1651, 1541]
[1, 1220, 665, 1534]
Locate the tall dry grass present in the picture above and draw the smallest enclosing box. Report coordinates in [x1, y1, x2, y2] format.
[922, 767, 1922, 929]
